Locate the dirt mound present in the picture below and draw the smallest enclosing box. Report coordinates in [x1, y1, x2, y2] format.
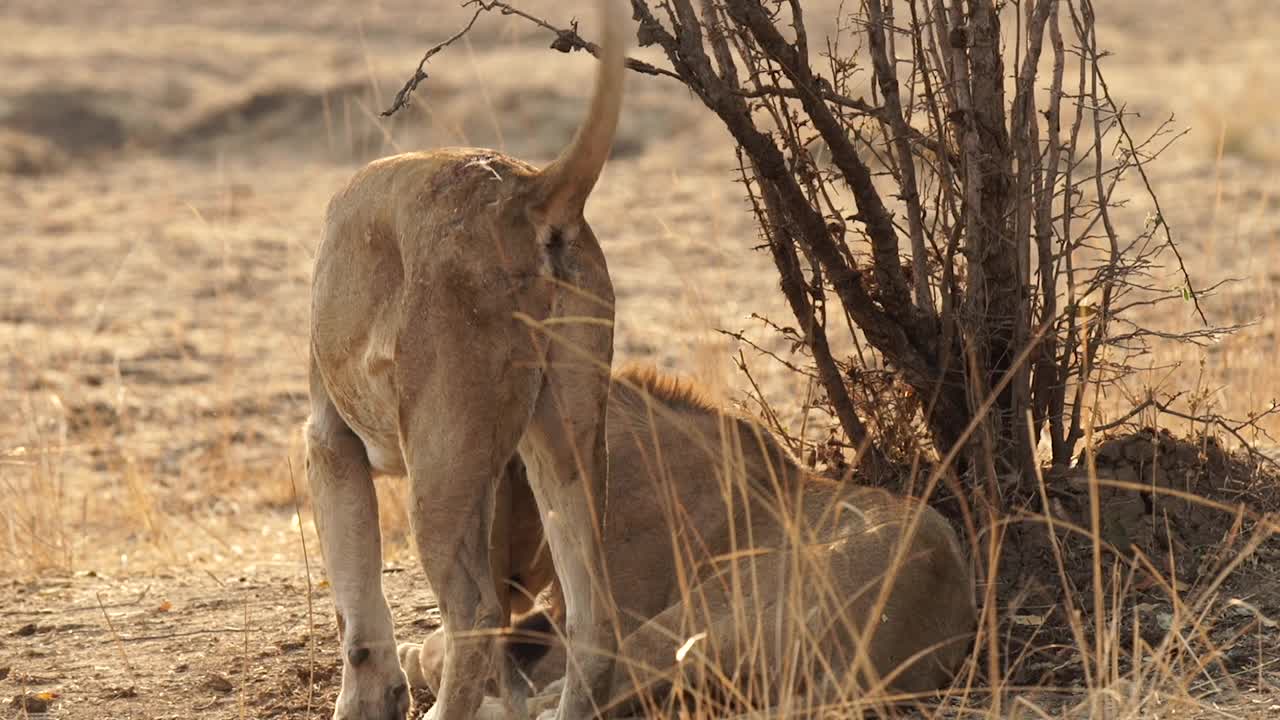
[1061, 428, 1264, 558]
[994, 429, 1280, 688]
[0, 89, 131, 171]
[0, 81, 394, 173]
[165, 81, 375, 159]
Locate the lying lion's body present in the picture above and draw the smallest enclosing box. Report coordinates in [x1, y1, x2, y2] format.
[405, 366, 977, 715]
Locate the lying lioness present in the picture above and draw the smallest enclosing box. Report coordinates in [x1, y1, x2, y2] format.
[399, 366, 977, 717]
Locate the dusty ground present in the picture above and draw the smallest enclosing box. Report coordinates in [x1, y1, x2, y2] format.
[2, 1, 1279, 718]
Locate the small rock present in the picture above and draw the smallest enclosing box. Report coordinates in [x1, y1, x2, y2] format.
[103, 686, 138, 699]
[12, 623, 38, 637]
[293, 663, 334, 684]
[204, 673, 234, 693]
[0, 666, 8, 680]
[278, 638, 306, 653]
[10, 692, 54, 713]
[1135, 603, 1173, 646]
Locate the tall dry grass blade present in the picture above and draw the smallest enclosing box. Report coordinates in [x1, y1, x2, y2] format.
[96, 591, 137, 682]
[289, 459, 317, 719]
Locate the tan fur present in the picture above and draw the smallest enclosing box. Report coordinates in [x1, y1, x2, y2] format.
[305, 3, 627, 719]
[404, 368, 978, 717]
[611, 362, 723, 414]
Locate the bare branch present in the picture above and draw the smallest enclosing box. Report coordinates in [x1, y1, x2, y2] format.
[1074, 0, 1206, 325]
[735, 84, 955, 162]
[381, 5, 486, 117]
[865, 0, 935, 319]
[745, 150, 892, 475]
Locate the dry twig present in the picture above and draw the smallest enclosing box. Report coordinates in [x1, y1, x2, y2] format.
[383, 0, 681, 117]
[381, 5, 486, 117]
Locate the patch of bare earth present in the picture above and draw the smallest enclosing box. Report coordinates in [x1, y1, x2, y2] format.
[0, 566, 441, 719]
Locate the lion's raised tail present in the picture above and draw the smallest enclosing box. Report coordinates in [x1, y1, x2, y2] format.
[532, 0, 626, 227]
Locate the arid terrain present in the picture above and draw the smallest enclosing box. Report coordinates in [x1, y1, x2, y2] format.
[2, 1, 1279, 718]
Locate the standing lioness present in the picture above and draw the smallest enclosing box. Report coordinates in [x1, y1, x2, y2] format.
[403, 367, 977, 717]
[305, 2, 626, 719]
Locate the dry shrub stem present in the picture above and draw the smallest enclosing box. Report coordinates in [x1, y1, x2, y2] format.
[288, 459, 318, 719]
[380, 5, 486, 117]
[97, 591, 138, 682]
